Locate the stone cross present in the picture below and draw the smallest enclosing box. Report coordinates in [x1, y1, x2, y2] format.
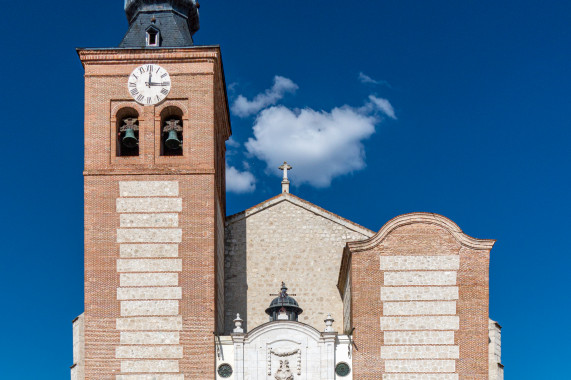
[279, 162, 292, 180]
[278, 162, 292, 193]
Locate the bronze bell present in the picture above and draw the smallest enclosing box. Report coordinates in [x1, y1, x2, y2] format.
[122, 128, 138, 148]
[165, 129, 181, 150]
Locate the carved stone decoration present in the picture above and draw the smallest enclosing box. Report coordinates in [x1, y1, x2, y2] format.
[274, 360, 294, 380]
[267, 347, 302, 377]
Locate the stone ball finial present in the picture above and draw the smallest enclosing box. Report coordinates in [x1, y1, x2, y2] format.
[233, 313, 244, 333]
[324, 313, 334, 332]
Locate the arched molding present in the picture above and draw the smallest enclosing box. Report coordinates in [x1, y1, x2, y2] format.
[111, 101, 145, 122]
[155, 100, 189, 121]
[245, 321, 322, 343]
[348, 212, 496, 252]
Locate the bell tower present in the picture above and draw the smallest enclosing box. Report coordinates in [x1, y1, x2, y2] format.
[76, 0, 230, 378]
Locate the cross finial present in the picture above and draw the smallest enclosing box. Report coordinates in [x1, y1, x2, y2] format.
[278, 162, 292, 193]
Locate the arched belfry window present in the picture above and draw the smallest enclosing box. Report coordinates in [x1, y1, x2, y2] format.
[160, 106, 184, 156]
[146, 26, 160, 47]
[116, 108, 139, 157]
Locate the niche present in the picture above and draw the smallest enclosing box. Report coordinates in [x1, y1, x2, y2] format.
[160, 106, 184, 156]
[116, 107, 140, 157]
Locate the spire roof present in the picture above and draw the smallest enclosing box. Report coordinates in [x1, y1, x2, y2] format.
[120, 0, 200, 48]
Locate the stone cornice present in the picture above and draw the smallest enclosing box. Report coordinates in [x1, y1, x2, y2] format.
[77, 46, 222, 65]
[244, 320, 323, 343]
[84, 169, 215, 176]
[347, 212, 496, 252]
[337, 212, 496, 297]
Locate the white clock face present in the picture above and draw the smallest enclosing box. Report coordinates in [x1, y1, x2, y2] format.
[128, 64, 171, 105]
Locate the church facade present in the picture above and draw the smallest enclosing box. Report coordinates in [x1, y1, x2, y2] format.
[71, 1, 504, 379]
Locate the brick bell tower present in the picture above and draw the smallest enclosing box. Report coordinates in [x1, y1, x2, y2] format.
[73, 1, 230, 378]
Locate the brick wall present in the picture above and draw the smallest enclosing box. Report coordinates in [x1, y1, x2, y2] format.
[81, 47, 230, 379]
[340, 213, 494, 380]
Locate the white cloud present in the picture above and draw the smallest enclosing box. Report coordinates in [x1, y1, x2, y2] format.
[232, 76, 299, 118]
[226, 166, 256, 193]
[358, 72, 391, 88]
[226, 136, 240, 148]
[245, 96, 395, 188]
[366, 95, 397, 119]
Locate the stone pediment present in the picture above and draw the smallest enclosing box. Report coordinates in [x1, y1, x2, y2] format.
[226, 193, 374, 237]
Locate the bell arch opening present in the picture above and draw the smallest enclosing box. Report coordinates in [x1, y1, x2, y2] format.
[160, 106, 184, 156]
[116, 107, 140, 157]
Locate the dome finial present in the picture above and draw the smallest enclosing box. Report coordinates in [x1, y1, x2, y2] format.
[266, 282, 303, 322]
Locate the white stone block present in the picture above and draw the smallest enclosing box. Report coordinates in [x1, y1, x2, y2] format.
[384, 271, 457, 286]
[116, 375, 184, 380]
[383, 301, 456, 316]
[384, 331, 455, 345]
[120, 244, 179, 258]
[381, 345, 459, 359]
[381, 287, 459, 301]
[121, 300, 179, 316]
[117, 287, 182, 300]
[120, 273, 179, 287]
[117, 229, 182, 243]
[383, 374, 459, 380]
[120, 214, 179, 228]
[120, 332, 180, 345]
[380, 256, 460, 271]
[116, 317, 183, 331]
[384, 359, 456, 373]
[117, 259, 182, 273]
[117, 198, 182, 213]
[120, 360, 179, 373]
[119, 181, 179, 197]
[116, 345, 183, 359]
[381, 316, 460, 331]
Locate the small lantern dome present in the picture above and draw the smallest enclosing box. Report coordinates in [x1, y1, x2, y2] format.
[265, 283, 303, 322]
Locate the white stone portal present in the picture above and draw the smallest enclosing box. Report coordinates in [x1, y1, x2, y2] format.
[216, 321, 351, 380]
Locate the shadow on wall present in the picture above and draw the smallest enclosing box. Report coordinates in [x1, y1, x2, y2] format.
[224, 216, 248, 333]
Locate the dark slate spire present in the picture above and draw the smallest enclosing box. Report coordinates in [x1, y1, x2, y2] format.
[120, 0, 200, 48]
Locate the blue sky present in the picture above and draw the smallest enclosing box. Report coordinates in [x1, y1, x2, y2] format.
[1, 0, 570, 378]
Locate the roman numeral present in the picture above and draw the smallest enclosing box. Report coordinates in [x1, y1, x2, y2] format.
[146, 97, 152, 104]
[139, 67, 145, 74]
[132, 74, 139, 80]
[128, 82, 136, 87]
[130, 89, 139, 95]
[161, 88, 169, 95]
[156, 95, 161, 102]
[156, 67, 161, 73]
[137, 94, 144, 101]
[161, 73, 168, 78]
[146, 65, 153, 72]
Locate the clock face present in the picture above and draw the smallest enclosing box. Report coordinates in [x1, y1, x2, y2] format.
[128, 64, 171, 105]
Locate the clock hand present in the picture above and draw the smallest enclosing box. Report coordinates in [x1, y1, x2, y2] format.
[148, 71, 152, 88]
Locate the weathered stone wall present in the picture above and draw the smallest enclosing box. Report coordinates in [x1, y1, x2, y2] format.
[224, 194, 373, 334]
[489, 319, 504, 380]
[71, 314, 85, 380]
